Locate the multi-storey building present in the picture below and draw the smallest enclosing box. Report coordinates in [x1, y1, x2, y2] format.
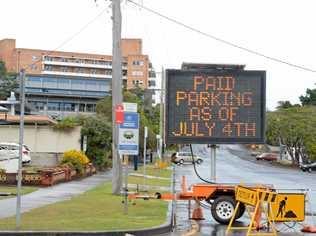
[0, 38, 156, 118]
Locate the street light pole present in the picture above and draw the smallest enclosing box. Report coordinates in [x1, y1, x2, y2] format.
[16, 69, 25, 229]
[112, 0, 123, 194]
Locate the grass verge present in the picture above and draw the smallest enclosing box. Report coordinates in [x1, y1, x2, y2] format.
[0, 186, 38, 199]
[0, 165, 172, 231]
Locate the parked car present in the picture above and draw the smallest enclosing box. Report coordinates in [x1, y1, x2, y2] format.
[0, 142, 31, 164]
[300, 162, 316, 173]
[251, 151, 261, 157]
[256, 153, 278, 161]
[171, 152, 203, 165]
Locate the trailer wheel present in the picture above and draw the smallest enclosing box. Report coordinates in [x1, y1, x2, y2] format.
[211, 196, 239, 224]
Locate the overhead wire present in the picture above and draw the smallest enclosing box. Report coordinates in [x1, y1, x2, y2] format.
[189, 144, 215, 184]
[126, 0, 316, 74]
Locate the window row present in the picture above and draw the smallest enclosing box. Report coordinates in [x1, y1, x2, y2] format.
[132, 60, 144, 66]
[26, 76, 109, 91]
[30, 101, 97, 113]
[43, 65, 127, 76]
[43, 56, 128, 67]
[25, 88, 107, 97]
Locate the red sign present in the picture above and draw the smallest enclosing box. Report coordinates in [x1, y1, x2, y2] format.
[115, 104, 124, 124]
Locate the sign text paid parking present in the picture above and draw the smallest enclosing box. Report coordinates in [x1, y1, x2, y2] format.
[166, 70, 266, 144]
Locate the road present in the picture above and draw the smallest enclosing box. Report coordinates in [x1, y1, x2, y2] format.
[166, 144, 316, 235]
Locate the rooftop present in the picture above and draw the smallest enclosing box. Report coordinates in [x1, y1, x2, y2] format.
[0, 114, 57, 125]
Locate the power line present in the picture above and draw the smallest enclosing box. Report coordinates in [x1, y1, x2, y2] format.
[127, 0, 316, 73]
[26, 5, 110, 70]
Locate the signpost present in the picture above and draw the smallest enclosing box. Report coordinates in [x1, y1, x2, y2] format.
[123, 102, 138, 113]
[118, 112, 139, 155]
[115, 104, 124, 124]
[165, 69, 266, 144]
[269, 193, 305, 222]
[235, 186, 258, 206]
[118, 105, 139, 214]
[165, 68, 266, 181]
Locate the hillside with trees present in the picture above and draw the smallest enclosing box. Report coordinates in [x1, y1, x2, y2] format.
[266, 87, 316, 164]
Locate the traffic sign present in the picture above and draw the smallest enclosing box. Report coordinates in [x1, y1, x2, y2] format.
[118, 112, 139, 155]
[115, 104, 124, 124]
[123, 102, 138, 113]
[235, 186, 257, 206]
[165, 69, 266, 144]
[269, 193, 305, 222]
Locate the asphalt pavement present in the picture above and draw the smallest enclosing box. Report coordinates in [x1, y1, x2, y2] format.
[0, 171, 112, 219]
[166, 144, 316, 236]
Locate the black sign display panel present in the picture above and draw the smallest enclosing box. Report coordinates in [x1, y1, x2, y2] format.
[165, 69, 266, 144]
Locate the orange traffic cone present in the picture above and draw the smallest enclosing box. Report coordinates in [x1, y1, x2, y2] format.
[301, 190, 316, 233]
[302, 225, 316, 233]
[191, 200, 205, 220]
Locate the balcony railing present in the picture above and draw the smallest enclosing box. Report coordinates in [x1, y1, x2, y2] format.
[43, 59, 128, 70]
[42, 70, 112, 79]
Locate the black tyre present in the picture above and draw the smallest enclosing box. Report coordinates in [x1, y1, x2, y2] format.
[196, 159, 203, 164]
[211, 196, 239, 224]
[308, 168, 312, 173]
[179, 159, 184, 165]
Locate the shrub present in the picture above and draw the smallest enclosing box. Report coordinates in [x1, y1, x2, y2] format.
[63, 149, 90, 165]
[61, 157, 83, 175]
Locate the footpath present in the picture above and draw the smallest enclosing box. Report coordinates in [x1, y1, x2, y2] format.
[0, 171, 112, 219]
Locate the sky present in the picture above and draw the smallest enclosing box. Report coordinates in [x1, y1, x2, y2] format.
[0, 0, 315, 109]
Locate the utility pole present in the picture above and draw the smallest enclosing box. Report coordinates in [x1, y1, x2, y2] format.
[159, 67, 164, 160]
[209, 144, 217, 182]
[16, 69, 25, 229]
[112, 0, 123, 194]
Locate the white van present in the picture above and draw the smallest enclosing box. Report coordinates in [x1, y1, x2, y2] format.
[171, 152, 203, 165]
[0, 143, 31, 164]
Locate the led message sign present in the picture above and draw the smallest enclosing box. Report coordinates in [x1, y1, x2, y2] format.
[165, 69, 266, 144]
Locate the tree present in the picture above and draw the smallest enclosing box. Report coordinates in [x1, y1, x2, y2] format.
[96, 89, 160, 155]
[0, 60, 18, 100]
[266, 106, 316, 164]
[81, 117, 112, 169]
[276, 101, 300, 110]
[300, 88, 316, 106]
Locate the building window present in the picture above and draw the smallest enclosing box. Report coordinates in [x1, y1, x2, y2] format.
[30, 101, 45, 111]
[132, 80, 144, 86]
[149, 71, 156, 78]
[32, 55, 39, 61]
[86, 104, 96, 112]
[63, 103, 75, 112]
[44, 65, 52, 71]
[132, 60, 144, 66]
[105, 70, 112, 75]
[131, 71, 143, 77]
[44, 56, 53, 61]
[91, 69, 97, 74]
[79, 104, 85, 112]
[47, 102, 60, 111]
[148, 80, 156, 87]
[60, 66, 67, 72]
